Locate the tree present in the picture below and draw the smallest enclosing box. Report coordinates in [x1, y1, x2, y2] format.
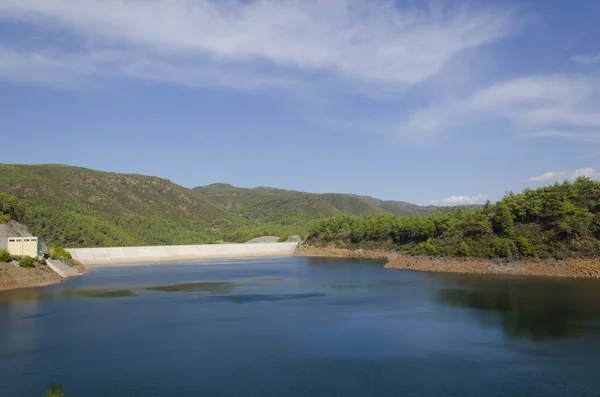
[459, 241, 471, 257]
[493, 202, 515, 236]
[516, 237, 534, 257]
[492, 239, 512, 258]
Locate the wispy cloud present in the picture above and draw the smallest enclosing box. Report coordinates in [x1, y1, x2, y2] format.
[425, 194, 488, 206]
[571, 53, 600, 64]
[524, 167, 599, 183]
[398, 74, 600, 144]
[0, 0, 516, 91]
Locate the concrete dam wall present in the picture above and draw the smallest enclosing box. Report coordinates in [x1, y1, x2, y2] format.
[67, 242, 298, 266]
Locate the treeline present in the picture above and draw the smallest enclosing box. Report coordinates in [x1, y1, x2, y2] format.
[307, 177, 600, 260]
[17, 202, 305, 247]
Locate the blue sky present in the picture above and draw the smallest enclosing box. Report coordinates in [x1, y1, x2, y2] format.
[0, 0, 599, 205]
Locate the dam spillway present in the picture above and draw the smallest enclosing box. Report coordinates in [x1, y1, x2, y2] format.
[67, 242, 298, 266]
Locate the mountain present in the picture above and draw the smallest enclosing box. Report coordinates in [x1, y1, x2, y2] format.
[0, 164, 474, 248]
[192, 184, 345, 224]
[0, 164, 244, 247]
[193, 183, 447, 223]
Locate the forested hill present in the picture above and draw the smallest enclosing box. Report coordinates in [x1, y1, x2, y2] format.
[0, 164, 245, 247]
[193, 183, 447, 224]
[2, 164, 458, 248]
[307, 177, 600, 260]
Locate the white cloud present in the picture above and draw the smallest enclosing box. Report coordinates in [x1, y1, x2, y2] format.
[571, 53, 600, 64]
[425, 194, 488, 206]
[524, 167, 599, 183]
[398, 74, 600, 143]
[0, 0, 516, 91]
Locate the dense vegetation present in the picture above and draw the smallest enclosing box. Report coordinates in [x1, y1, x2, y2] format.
[307, 178, 600, 260]
[193, 183, 450, 225]
[0, 165, 302, 247]
[3, 164, 599, 259]
[0, 192, 23, 223]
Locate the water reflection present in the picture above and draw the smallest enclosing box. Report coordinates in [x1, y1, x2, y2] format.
[435, 275, 600, 341]
[209, 292, 325, 304]
[145, 281, 237, 294]
[0, 277, 284, 302]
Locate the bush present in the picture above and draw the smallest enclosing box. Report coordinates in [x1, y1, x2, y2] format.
[51, 247, 72, 260]
[458, 241, 471, 257]
[538, 251, 551, 260]
[412, 237, 438, 256]
[0, 249, 12, 262]
[18, 256, 36, 268]
[492, 239, 512, 258]
[516, 237, 534, 257]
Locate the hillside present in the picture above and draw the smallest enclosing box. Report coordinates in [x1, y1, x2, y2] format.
[193, 184, 345, 224]
[307, 177, 600, 260]
[193, 184, 444, 224]
[0, 164, 245, 247]
[0, 164, 486, 249]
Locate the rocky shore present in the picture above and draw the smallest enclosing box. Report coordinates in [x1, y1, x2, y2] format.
[296, 245, 600, 279]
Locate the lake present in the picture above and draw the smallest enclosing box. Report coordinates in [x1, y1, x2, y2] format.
[1, 256, 600, 396]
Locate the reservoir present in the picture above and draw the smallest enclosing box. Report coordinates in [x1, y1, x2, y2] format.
[1, 256, 600, 396]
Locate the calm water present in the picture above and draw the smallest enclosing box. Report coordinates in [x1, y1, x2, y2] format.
[1, 257, 600, 396]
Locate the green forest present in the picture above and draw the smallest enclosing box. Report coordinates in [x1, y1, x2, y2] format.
[1, 164, 600, 260]
[307, 177, 600, 260]
[0, 164, 304, 247]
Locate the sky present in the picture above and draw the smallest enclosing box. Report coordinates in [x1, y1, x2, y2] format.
[0, 0, 599, 205]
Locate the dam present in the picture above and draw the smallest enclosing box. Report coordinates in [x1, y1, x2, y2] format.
[67, 242, 298, 266]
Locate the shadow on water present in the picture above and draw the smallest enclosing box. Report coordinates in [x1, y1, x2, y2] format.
[144, 281, 237, 293]
[0, 277, 285, 302]
[209, 292, 325, 304]
[434, 274, 600, 341]
[71, 289, 139, 298]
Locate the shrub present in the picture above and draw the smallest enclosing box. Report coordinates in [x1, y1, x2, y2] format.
[492, 239, 512, 258]
[516, 236, 534, 257]
[538, 251, 551, 260]
[51, 247, 72, 260]
[0, 249, 12, 263]
[424, 238, 438, 255]
[459, 241, 471, 257]
[18, 256, 36, 268]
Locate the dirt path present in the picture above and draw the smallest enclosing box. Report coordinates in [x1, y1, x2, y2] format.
[296, 245, 600, 279]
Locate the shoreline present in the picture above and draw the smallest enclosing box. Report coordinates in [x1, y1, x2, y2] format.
[0, 263, 64, 292]
[0, 261, 87, 292]
[295, 245, 600, 279]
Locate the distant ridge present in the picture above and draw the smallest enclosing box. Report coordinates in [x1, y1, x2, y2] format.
[193, 183, 462, 224]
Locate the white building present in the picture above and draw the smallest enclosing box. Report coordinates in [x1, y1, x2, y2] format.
[6, 237, 42, 258]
